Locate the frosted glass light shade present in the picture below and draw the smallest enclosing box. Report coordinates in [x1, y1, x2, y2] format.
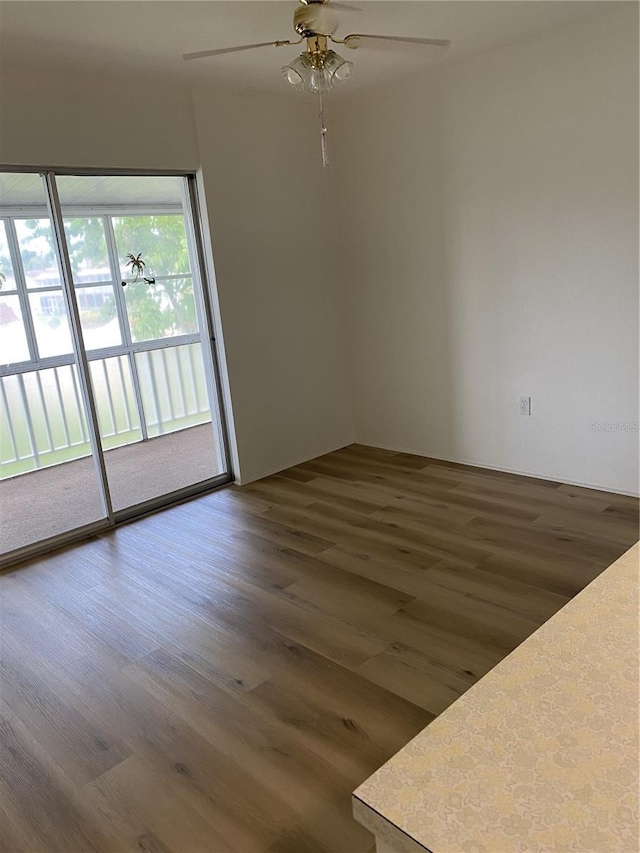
[308, 68, 333, 95]
[282, 53, 314, 89]
[323, 50, 353, 84]
[283, 50, 354, 94]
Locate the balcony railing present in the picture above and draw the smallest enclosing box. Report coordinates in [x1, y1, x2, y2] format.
[0, 341, 211, 480]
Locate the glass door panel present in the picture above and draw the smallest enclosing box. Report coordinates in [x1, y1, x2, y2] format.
[0, 221, 30, 365]
[89, 355, 142, 449]
[112, 214, 191, 278]
[14, 218, 62, 288]
[135, 342, 212, 437]
[62, 215, 123, 350]
[0, 173, 108, 559]
[123, 277, 198, 342]
[75, 285, 122, 350]
[63, 216, 111, 284]
[56, 174, 227, 513]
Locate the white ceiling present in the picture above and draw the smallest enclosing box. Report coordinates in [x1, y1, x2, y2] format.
[0, 1, 626, 98]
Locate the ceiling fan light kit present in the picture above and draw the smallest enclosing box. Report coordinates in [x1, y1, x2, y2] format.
[282, 42, 353, 96]
[183, 0, 450, 167]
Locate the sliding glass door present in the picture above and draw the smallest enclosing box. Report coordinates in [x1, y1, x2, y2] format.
[0, 172, 109, 556]
[0, 170, 230, 564]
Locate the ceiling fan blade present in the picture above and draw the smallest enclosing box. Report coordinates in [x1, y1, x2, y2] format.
[183, 40, 292, 61]
[342, 34, 451, 50]
[300, 0, 361, 10]
[329, 2, 362, 11]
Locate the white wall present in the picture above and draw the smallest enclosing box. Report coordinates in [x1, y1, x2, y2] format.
[0, 69, 354, 484]
[193, 88, 353, 482]
[0, 69, 199, 170]
[332, 8, 639, 495]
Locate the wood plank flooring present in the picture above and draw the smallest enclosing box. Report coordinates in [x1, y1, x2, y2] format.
[1, 444, 638, 852]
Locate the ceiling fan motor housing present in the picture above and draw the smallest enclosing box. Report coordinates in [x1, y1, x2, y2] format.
[294, 3, 339, 37]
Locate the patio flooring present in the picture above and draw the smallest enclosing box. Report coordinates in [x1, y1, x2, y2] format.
[0, 424, 223, 558]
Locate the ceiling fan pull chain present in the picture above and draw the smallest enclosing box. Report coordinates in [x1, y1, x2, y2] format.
[319, 90, 329, 168]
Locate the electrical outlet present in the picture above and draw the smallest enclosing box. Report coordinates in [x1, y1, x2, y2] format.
[520, 396, 531, 416]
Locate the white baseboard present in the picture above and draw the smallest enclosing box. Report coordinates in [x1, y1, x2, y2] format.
[355, 441, 640, 499]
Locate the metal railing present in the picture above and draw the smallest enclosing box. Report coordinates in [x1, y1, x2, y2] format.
[0, 342, 211, 480]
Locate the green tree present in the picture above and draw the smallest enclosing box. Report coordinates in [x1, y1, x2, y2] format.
[113, 215, 197, 342]
[64, 217, 108, 273]
[19, 219, 56, 273]
[19, 214, 198, 341]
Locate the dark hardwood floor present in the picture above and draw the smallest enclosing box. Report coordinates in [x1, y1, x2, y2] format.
[1, 444, 638, 852]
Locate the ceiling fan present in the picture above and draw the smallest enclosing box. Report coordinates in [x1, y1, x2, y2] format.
[183, 0, 451, 166]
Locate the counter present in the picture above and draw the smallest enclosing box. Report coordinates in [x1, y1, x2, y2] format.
[353, 543, 639, 853]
